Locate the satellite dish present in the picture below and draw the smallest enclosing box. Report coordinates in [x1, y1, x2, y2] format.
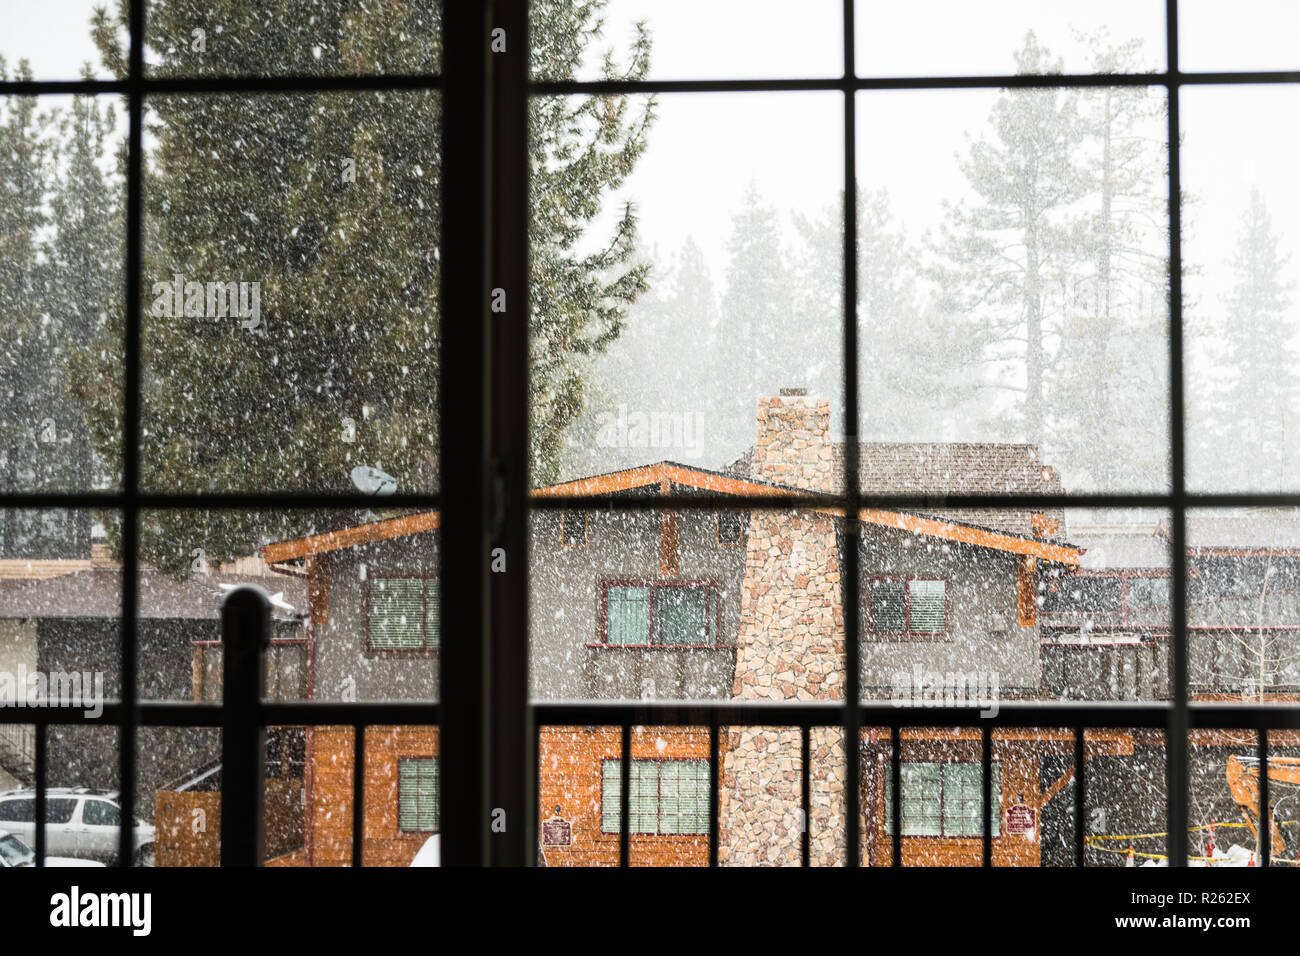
[351, 465, 397, 496]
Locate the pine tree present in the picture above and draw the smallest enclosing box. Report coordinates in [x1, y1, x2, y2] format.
[1210, 190, 1297, 488]
[1051, 33, 1168, 490]
[0, 58, 58, 557]
[930, 32, 1086, 450]
[78, 0, 653, 572]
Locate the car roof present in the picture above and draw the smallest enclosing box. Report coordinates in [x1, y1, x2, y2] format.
[0, 787, 118, 799]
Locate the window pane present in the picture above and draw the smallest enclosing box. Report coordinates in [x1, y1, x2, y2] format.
[144, 0, 441, 78]
[857, 83, 1169, 495]
[600, 758, 622, 835]
[606, 585, 650, 646]
[0, 92, 124, 493]
[369, 578, 426, 650]
[900, 763, 942, 836]
[142, 92, 440, 494]
[908, 580, 945, 634]
[1183, 86, 1300, 492]
[655, 586, 711, 646]
[530, 0, 841, 82]
[0, 2, 111, 79]
[398, 757, 440, 832]
[630, 760, 658, 834]
[855, 0, 1164, 77]
[424, 579, 441, 649]
[869, 581, 905, 634]
[1180, 0, 1300, 72]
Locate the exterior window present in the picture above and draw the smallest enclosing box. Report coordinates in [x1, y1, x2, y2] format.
[868, 579, 946, 636]
[884, 762, 1001, 837]
[82, 799, 120, 827]
[1127, 575, 1171, 609]
[398, 758, 440, 832]
[367, 577, 440, 651]
[601, 759, 709, 835]
[561, 509, 588, 548]
[602, 582, 721, 646]
[717, 511, 744, 546]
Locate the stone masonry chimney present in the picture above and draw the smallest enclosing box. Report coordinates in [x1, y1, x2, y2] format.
[718, 392, 856, 866]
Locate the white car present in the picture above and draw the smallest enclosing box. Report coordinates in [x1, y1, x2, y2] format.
[0, 788, 155, 866]
[0, 830, 106, 868]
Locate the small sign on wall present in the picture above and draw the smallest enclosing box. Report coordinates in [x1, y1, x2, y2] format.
[1006, 804, 1036, 836]
[542, 813, 572, 847]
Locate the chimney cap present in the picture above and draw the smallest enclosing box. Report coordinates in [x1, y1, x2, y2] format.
[778, 387, 808, 397]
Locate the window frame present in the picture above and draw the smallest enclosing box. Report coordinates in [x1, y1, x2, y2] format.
[364, 574, 441, 655]
[882, 761, 1003, 839]
[867, 576, 949, 639]
[598, 757, 711, 837]
[396, 755, 441, 835]
[594, 579, 727, 648]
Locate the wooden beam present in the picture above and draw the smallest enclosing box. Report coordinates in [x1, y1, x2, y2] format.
[1017, 556, 1038, 626]
[262, 511, 440, 562]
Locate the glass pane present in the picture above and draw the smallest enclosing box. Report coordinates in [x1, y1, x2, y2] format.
[869, 581, 905, 634]
[535, 92, 842, 481]
[606, 585, 651, 646]
[908, 580, 945, 634]
[1, 92, 124, 492]
[1180, 0, 1300, 73]
[1183, 85, 1300, 492]
[142, 91, 440, 494]
[530, 0, 841, 82]
[1188, 508, 1300, 701]
[857, 82, 1169, 494]
[1084, 728, 1166, 866]
[0, 1, 111, 80]
[369, 578, 425, 650]
[143, 0, 441, 78]
[654, 585, 711, 646]
[856, 0, 1165, 77]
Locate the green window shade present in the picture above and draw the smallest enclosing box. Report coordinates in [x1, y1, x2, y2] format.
[398, 758, 440, 832]
[601, 760, 622, 833]
[870, 581, 906, 633]
[602, 759, 709, 834]
[659, 761, 710, 835]
[908, 580, 946, 634]
[369, 578, 426, 649]
[630, 760, 658, 834]
[884, 762, 1000, 837]
[424, 579, 440, 649]
[607, 586, 651, 645]
[655, 586, 712, 645]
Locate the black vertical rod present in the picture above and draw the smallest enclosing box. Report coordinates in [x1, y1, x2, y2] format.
[352, 724, 366, 867]
[619, 723, 631, 867]
[34, 723, 46, 867]
[438, 0, 492, 867]
[1258, 729, 1270, 867]
[117, 0, 144, 871]
[1165, 0, 1189, 870]
[841, 0, 862, 871]
[801, 724, 811, 867]
[981, 724, 993, 867]
[1074, 726, 1086, 869]
[708, 720, 719, 867]
[220, 585, 270, 868]
[487, 0, 534, 867]
[890, 724, 901, 867]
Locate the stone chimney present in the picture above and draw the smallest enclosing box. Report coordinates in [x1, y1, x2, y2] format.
[751, 389, 836, 493]
[718, 392, 855, 866]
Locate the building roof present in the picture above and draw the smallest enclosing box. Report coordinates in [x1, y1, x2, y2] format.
[0, 568, 306, 621]
[263, 460, 1082, 565]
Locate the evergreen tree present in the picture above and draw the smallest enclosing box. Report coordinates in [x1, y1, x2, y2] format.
[79, 0, 653, 572]
[0, 59, 60, 556]
[930, 32, 1086, 450]
[1209, 190, 1297, 488]
[1051, 33, 1168, 490]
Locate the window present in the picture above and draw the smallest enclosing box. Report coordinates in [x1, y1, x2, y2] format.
[398, 758, 440, 833]
[367, 577, 440, 651]
[884, 762, 1001, 838]
[561, 509, 588, 548]
[601, 759, 709, 835]
[1127, 575, 1172, 609]
[46, 799, 77, 824]
[0, 798, 33, 823]
[868, 579, 946, 637]
[82, 799, 120, 827]
[717, 511, 745, 547]
[602, 582, 722, 646]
